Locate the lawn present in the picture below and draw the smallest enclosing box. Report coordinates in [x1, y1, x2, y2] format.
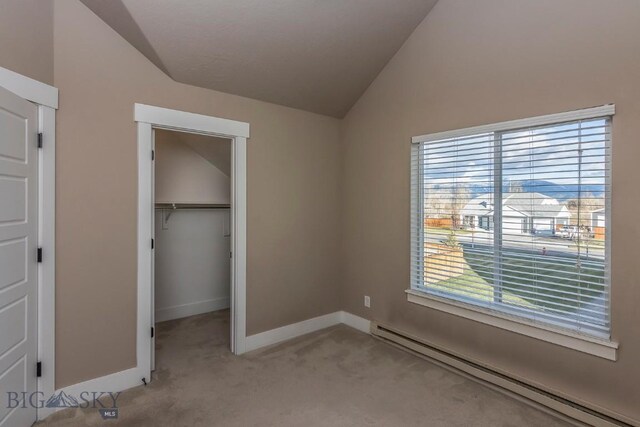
[426, 227, 473, 236]
[432, 245, 606, 317]
[429, 264, 535, 309]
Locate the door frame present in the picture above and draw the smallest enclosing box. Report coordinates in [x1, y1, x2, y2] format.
[134, 104, 249, 382]
[0, 66, 58, 420]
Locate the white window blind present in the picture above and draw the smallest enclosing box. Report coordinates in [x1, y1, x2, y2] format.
[410, 107, 612, 338]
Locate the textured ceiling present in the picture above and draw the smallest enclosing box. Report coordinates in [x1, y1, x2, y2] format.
[80, 0, 438, 117]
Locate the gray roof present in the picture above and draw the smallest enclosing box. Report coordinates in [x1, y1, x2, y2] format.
[462, 192, 570, 218]
[460, 194, 494, 217]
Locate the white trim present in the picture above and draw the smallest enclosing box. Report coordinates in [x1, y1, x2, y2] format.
[604, 118, 613, 354]
[135, 104, 250, 387]
[406, 290, 618, 361]
[412, 104, 615, 143]
[50, 366, 142, 413]
[155, 298, 230, 323]
[244, 311, 371, 353]
[340, 311, 371, 334]
[371, 323, 635, 427]
[136, 122, 153, 382]
[40, 310, 368, 419]
[245, 312, 341, 352]
[150, 130, 156, 372]
[230, 137, 247, 354]
[36, 106, 57, 420]
[0, 66, 58, 109]
[134, 104, 249, 138]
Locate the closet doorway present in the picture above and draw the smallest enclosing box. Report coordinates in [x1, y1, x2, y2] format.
[135, 104, 250, 385]
[153, 129, 232, 371]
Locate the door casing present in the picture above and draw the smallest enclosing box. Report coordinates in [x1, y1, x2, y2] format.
[135, 104, 249, 384]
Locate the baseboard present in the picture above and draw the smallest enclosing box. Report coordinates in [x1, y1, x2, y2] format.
[244, 312, 341, 352]
[155, 297, 230, 322]
[244, 311, 370, 353]
[41, 311, 370, 421]
[40, 312, 635, 426]
[370, 322, 636, 427]
[340, 311, 371, 333]
[39, 366, 143, 420]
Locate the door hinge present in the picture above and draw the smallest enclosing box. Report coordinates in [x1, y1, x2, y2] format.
[230, 251, 232, 259]
[36, 362, 42, 378]
[37, 133, 43, 149]
[151, 239, 154, 249]
[37, 248, 43, 263]
[151, 150, 155, 160]
[151, 327, 155, 338]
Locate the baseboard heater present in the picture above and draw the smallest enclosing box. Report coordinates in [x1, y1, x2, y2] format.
[370, 323, 634, 427]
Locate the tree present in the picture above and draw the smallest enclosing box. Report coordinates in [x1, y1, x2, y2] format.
[566, 196, 604, 226]
[443, 230, 460, 248]
[574, 226, 594, 259]
[424, 184, 471, 229]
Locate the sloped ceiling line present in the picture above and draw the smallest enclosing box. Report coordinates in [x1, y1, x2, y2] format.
[79, 0, 438, 118]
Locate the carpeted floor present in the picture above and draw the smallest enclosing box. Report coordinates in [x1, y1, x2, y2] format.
[38, 310, 571, 426]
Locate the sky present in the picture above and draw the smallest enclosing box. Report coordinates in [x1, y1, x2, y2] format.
[419, 118, 609, 200]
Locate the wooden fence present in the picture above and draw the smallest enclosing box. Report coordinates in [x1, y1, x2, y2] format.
[424, 243, 465, 284]
[593, 226, 605, 240]
[425, 217, 454, 229]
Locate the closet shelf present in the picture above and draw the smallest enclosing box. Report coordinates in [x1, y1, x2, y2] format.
[155, 202, 230, 210]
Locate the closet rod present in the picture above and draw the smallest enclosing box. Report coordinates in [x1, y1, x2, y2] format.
[155, 203, 230, 210]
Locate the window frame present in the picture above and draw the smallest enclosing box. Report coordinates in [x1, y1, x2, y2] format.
[408, 105, 617, 360]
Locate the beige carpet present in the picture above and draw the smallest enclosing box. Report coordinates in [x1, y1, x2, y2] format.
[38, 310, 571, 426]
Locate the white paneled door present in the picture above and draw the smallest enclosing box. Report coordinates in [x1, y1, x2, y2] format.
[0, 86, 38, 426]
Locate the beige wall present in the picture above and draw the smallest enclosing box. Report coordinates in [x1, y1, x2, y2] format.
[54, 0, 342, 388]
[340, 0, 640, 422]
[154, 130, 230, 205]
[0, 0, 53, 84]
[11, 0, 638, 420]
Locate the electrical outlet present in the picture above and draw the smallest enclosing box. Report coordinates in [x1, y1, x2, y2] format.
[364, 295, 371, 308]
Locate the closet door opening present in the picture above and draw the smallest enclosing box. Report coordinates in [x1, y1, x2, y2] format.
[151, 129, 233, 372]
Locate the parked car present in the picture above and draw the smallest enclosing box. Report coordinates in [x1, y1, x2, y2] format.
[557, 225, 593, 240]
[557, 225, 576, 239]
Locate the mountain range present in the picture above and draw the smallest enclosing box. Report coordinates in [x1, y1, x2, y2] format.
[469, 180, 605, 201]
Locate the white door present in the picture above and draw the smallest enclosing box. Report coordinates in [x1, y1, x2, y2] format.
[0, 86, 38, 426]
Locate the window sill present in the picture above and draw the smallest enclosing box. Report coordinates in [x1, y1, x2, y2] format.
[405, 289, 618, 361]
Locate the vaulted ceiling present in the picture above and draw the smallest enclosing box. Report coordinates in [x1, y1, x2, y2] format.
[179, 133, 231, 177]
[79, 0, 438, 118]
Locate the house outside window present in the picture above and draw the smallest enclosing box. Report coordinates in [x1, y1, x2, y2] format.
[410, 107, 612, 339]
[461, 192, 572, 236]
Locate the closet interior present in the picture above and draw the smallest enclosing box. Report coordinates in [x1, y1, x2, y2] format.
[153, 128, 232, 365]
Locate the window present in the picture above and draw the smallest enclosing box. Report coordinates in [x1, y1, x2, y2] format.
[410, 107, 612, 340]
